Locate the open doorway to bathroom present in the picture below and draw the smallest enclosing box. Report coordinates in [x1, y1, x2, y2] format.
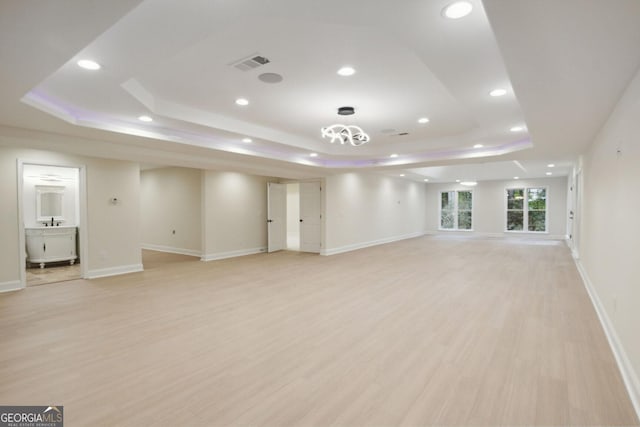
[22, 164, 82, 286]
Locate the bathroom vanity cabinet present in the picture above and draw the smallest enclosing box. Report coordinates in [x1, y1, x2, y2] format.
[25, 226, 77, 268]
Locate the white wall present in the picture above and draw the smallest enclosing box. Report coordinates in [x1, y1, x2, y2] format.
[323, 173, 426, 254]
[578, 67, 640, 412]
[201, 171, 270, 260]
[23, 164, 79, 228]
[86, 158, 142, 277]
[425, 177, 568, 238]
[140, 167, 202, 256]
[0, 144, 142, 289]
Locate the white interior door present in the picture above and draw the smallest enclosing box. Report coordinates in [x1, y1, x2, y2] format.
[299, 182, 321, 253]
[267, 182, 286, 252]
[572, 170, 582, 258]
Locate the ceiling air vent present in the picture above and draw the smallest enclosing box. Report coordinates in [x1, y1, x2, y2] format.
[230, 53, 271, 71]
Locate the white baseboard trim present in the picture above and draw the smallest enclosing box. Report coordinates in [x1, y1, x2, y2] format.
[0, 280, 23, 293]
[141, 243, 201, 257]
[574, 256, 640, 420]
[201, 247, 267, 262]
[86, 264, 144, 279]
[321, 232, 425, 256]
[426, 231, 567, 240]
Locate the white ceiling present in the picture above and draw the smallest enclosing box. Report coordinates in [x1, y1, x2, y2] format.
[407, 159, 572, 182]
[1, 0, 640, 181]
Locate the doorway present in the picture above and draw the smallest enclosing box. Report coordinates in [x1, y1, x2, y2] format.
[571, 169, 582, 259]
[267, 181, 321, 253]
[19, 162, 87, 287]
[286, 183, 300, 250]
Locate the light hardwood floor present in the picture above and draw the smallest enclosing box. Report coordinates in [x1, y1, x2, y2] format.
[26, 262, 81, 286]
[0, 237, 637, 426]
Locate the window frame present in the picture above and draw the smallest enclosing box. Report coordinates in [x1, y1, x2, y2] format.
[439, 189, 474, 231]
[504, 186, 549, 233]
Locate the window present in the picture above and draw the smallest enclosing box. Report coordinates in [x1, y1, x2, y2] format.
[440, 190, 473, 230]
[506, 187, 547, 232]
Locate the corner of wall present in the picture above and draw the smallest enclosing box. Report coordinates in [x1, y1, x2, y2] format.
[0, 280, 23, 293]
[201, 247, 266, 262]
[85, 264, 144, 280]
[141, 243, 201, 258]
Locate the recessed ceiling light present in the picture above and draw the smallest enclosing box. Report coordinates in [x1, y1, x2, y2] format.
[489, 88, 507, 97]
[424, 178, 429, 182]
[418, 117, 430, 124]
[235, 98, 249, 106]
[400, 174, 405, 177]
[309, 153, 318, 157]
[473, 143, 484, 148]
[461, 181, 478, 186]
[546, 172, 553, 176]
[547, 163, 555, 168]
[242, 138, 252, 143]
[456, 179, 461, 183]
[337, 66, 356, 76]
[510, 126, 524, 132]
[77, 59, 101, 70]
[390, 153, 398, 158]
[138, 115, 153, 122]
[442, 1, 473, 19]
[514, 176, 519, 180]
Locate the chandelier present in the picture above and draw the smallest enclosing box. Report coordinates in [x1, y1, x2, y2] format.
[321, 124, 370, 146]
[321, 106, 370, 146]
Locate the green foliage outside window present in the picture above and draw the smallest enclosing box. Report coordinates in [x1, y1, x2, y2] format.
[507, 211, 524, 230]
[458, 211, 472, 230]
[440, 190, 472, 230]
[441, 210, 454, 229]
[506, 187, 547, 232]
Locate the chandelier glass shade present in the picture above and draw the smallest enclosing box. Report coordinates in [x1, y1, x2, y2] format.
[320, 124, 370, 146]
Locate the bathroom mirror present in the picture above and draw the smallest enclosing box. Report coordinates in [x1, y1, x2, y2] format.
[36, 185, 65, 222]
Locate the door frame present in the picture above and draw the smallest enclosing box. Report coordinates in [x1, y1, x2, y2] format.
[571, 167, 583, 259]
[267, 182, 287, 252]
[17, 159, 89, 288]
